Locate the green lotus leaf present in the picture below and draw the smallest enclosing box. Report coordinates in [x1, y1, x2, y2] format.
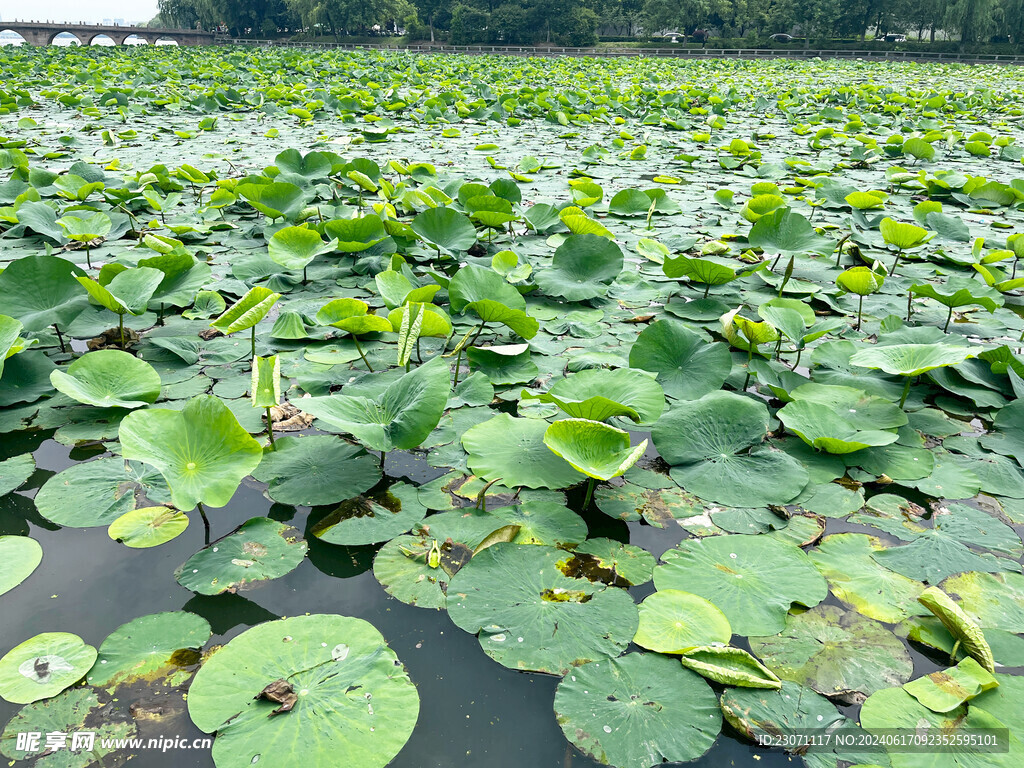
[250, 354, 280, 408]
[779, 399, 900, 454]
[808, 534, 927, 623]
[58, 211, 112, 242]
[0, 255, 87, 332]
[534, 234, 624, 302]
[237, 180, 306, 220]
[553, 653, 720, 768]
[323, 214, 389, 252]
[303, 356, 449, 452]
[663, 254, 745, 287]
[412, 206, 477, 253]
[850, 343, 974, 377]
[447, 543, 638, 675]
[0, 536, 42, 597]
[311, 481, 428, 546]
[34, 457, 171, 528]
[118, 395, 264, 511]
[462, 413, 586, 489]
[941, 571, 1024, 633]
[0, 688, 135, 763]
[0, 315, 35, 380]
[0, 632, 97, 704]
[790, 383, 908, 429]
[628, 320, 732, 401]
[187, 615, 419, 768]
[184, 290, 226, 320]
[980, 400, 1024, 465]
[49, 349, 161, 408]
[651, 391, 808, 507]
[740, 193, 787, 222]
[387, 303, 453, 338]
[880, 217, 933, 250]
[559, 206, 615, 238]
[175, 517, 307, 595]
[267, 225, 337, 271]
[0, 453, 34, 497]
[902, 657, 998, 714]
[910, 277, 1002, 311]
[211, 286, 281, 335]
[749, 604, 913, 699]
[633, 589, 731, 653]
[748, 208, 832, 254]
[564, 539, 655, 587]
[918, 586, 995, 673]
[722, 681, 876, 766]
[251, 435, 379, 506]
[78, 267, 163, 316]
[108, 506, 190, 548]
[448, 263, 527, 312]
[678, 645, 782, 689]
[375, 269, 440, 309]
[543, 419, 647, 481]
[654, 535, 827, 636]
[523, 367, 665, 423]
[86, 611, 211, 689]
[836, 266, 884, 295]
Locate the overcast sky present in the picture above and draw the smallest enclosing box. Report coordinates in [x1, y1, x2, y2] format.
[0, 1, 159, 25]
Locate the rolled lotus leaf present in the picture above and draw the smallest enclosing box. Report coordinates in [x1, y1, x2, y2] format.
[679, 645, 782, 689]
[918, 586, 995, 673]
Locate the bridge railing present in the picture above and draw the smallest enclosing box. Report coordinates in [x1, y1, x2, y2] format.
[221, 39, 1024, 64]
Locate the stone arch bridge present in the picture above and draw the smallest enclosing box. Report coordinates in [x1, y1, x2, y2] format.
[0, 20, 215, 46]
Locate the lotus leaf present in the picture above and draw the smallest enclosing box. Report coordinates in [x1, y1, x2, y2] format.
[0, 633, 97, 704]
[633, 589, 731, 653]
[49, 349, 161, 408]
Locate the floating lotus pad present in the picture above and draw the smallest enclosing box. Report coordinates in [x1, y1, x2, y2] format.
[187, 614, 419, 768]
[0, 633, 97, 704]
[49, 349, 161, 408]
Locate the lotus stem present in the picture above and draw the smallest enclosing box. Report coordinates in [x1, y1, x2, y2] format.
[157, 303, 165, 326]
[118, 314, 125, 349]
[416, 337, 423, 364]
[380, 451, 387, 472]
[702, 283, 711, 299]
[944, 305, 954, 333]
[85, 246, 92, 269]
[834, 234, 850, 268]
[907, 291, 913, 322]
[250, 326, 256, 360]
[196, 502, 211, 545]
[453, 347, 463, 388]
[899, 376, 913, 409]
[950, 639, 961, 664]
[743, 345, 754, 391]
[857, 295, 864, 331]
[773, 337, 783, 360]
[582, 477, 596, 510]
[353, 336, 373, 372]
[303, 265, 308, 284]
[891, 250, 901, 277]
[265, 407, 276, 449]
[53, 324, 66, 354]
[470, 320, 487, 348]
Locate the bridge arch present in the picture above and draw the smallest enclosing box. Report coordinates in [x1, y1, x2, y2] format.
[123, 34, 149, 45]
[0, 29, 29, 45]
[49, 31, 83, 45]
[154, 37, 180, 46]
[88, 33, 116, 46]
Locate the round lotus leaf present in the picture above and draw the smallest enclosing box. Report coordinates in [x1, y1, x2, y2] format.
[0, 453, 35, 497]
[175, 517, 308, 596]
[251, 435, 381, 506]
[595, 482, 705, 527]
[86, 611, 211, 689]
[880, 217, 931, 249]
[373, 534, 457, 610]
[0, 633, 97, 704]
[534, 234, 624, 301]
[553, 653, 721, 768]
[462, 413, 585, 490]
[836, 266, 884, 295]
[721, 681, 878, 768]
[779, 399, 900, 454]
[526, 367, 665, 423]
[941, 571, 1024, 633]
[654, 535, 827, 636]
[486, 501, 587, 546]
[902, 657, 998, 713]
[107, 506, 189, 548]
[49, 349, 161, 408]
[0, 254, 88, 332]
[0, 688, 136, 764]
[312, 481, 428, 546]
[748, 604, 913, 700]
[808, 534, 927, 624]
[411, 206, 477, 253]
[747, 208, 831, 254]
[850, 343, 974, 377]
[119, 395, 264, 511]
[861, 686, 1017, 768]
[267, 225, 334, 271]
[0, 536, 42, 597]
[34, 457, 171, 528]
[633, 590, 731, 654]
[651, 391, 808, 507]
[447, 543, 639, 675]
[561, 539, 655, 587]
[799, 482, 865, 517]
[628, 320, 732, 400]
[544, 419, 647, 481]
[187, 614, 419, 768]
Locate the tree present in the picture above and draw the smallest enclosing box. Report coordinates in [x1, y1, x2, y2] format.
[411, 0, 452, 40]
